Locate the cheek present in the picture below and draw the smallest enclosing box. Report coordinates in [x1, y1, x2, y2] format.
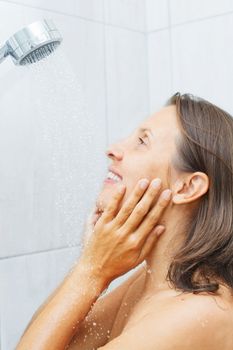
[117, 177, 145, 208]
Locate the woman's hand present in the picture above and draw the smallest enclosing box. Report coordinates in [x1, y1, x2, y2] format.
[80, 178, 172, 286]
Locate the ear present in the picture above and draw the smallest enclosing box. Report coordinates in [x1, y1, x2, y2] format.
[172, 172, 209, 204]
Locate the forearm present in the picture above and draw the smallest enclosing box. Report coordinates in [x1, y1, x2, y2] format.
[16, 258, 108, 350]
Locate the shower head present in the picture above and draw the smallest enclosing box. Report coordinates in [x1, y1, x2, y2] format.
[0, 19, 62, 66]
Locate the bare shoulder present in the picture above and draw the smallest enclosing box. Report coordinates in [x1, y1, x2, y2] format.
[165, 289, 233, 332]
[98, 288, 233, 350]
[146, 291, 233, 349]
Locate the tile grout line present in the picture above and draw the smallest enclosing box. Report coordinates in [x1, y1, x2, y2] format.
[0, 0, 145, 34]
[170, 8, 233, 28]
[1, 1, 233, 34]
[144, 0, 151, 115]
[167, 0, 174, 93]
[0, 244, 81, 261]
[147, 9, 233, 34]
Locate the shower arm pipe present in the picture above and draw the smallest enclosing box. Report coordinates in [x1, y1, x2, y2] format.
[0, 44, 9, 64]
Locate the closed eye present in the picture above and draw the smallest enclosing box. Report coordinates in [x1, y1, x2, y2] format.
[138, 137, 146, 145]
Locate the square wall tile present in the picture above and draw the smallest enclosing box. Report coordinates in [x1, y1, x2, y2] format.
[170, 0, 233, 25]
[147, 29, 173, 113]
[171, 15, 233, 114]
[105, 26, 148, 144]
[146, 0, 169, 32]
[104, 0, 146, 31]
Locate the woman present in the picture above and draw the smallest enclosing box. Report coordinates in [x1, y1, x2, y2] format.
[17, 92, 233, 349]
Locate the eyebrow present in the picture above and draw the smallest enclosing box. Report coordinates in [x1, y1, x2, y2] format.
[138, 127, 154, 139]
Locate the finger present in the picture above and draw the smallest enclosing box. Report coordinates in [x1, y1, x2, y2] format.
[119, 178, 162, 232]
[113, 178, 150, 227]
[87, 205, 100, 228]
[100, 184, 126, 223]
[137, 226, 165, 262]
[136, 189, 172, 242]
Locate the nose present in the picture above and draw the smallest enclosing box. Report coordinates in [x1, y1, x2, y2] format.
[105, 141, 124, 161]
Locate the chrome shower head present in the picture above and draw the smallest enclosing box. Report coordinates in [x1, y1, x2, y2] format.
[0, 19, 62, 66]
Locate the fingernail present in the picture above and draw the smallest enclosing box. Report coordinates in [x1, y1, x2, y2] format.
[161, 189, 172, 200]
[151, 178, 162, 188]
[139, 179, 149, 189]
[156, 226, 165, 235]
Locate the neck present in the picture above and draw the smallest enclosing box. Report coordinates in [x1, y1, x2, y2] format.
[143, 213, 187, 297]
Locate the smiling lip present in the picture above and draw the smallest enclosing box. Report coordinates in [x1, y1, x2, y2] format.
[108, 167, 123, 180]
[104, 178, 117, 185]
[104, 167, 122, 185]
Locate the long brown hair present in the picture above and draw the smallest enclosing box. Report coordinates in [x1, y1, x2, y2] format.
[165, 92, 233, 294]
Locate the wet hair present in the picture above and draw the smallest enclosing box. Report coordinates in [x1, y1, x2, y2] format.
[165, 92, 233, 295]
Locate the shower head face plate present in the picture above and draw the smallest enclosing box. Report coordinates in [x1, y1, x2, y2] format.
[6, 19, 62, 65]
[18, 41, 61, 65]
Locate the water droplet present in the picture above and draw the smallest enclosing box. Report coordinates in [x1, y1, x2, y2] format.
[28, 48, 104, 258]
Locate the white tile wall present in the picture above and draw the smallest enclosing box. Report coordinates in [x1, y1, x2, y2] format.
[105, 26, 148, 144]
[104, 0, 146, 31]
[146, 0, 169, 32]
[171, 14, 233, 114]
[170, 0, 233, 25]
[10, 0, 75, 16]
[0, 2, 107, 257]
[147, 29, 173, 113]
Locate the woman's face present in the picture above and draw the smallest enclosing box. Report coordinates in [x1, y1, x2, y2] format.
[96, 105, 180, 212]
